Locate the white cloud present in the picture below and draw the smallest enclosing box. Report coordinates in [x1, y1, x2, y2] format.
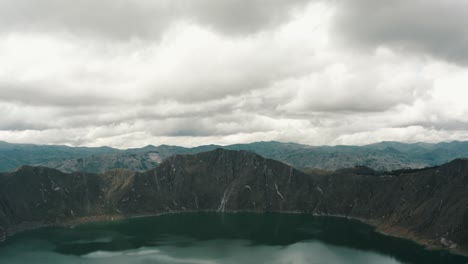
[0, 1, 467, 148]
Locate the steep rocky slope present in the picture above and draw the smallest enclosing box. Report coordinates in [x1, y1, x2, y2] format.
[0, 149, 467, 255]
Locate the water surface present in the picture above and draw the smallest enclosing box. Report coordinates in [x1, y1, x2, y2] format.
[0, 213, 466, 264]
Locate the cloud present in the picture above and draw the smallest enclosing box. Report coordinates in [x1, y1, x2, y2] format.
[179, 0, 311, 35]
[0, 0, 310, 39]
[0, 17, 319, 107]
[276, 50, 432, 113]
[0, 0, 468, 148]
[333, 0, 468, 65]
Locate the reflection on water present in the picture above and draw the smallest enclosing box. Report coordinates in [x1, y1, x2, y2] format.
[0, 213, 466, 264]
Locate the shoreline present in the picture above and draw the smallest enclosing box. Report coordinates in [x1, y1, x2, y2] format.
[2, 210, 467, 257]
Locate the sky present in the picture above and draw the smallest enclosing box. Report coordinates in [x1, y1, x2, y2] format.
[0, 0, 468, 148]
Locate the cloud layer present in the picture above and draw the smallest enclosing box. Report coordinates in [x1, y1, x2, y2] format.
[334, 0, 468, 65]
[1, 0, 468, 148]
[0, 0, 310, 39]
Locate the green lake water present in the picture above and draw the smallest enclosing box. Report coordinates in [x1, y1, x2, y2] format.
[0, 212, 467, 264]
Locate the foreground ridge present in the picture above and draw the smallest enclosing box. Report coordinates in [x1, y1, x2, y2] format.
[0, 149, 467, 255]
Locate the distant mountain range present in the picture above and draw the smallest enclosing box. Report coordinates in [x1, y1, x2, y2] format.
[2, 140, 468, 173]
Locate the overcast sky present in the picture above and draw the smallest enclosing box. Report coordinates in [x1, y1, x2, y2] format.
[1, 0, 468, 148]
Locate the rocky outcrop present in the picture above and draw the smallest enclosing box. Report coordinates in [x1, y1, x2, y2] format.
[0, 149, 467, 255]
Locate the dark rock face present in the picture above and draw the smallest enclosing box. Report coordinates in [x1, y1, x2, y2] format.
[0, 149, 467, 254]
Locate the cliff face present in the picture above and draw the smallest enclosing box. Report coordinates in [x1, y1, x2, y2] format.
[0, 149, 467, 254]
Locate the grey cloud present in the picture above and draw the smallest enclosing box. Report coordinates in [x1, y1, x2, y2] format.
[0, 0, 174, 39]
[402, 120, 468, 132]
[0, 120, 49, 131]
[1, 0, 468, 148]
[0, 81, 120, 107]
[58, 102, 241, 130]
[125, 112, 279, 138]
[0, 0, 311, 39]
[179, 0, 311, 35]
[334, 0, 468, 65]
[275, 70, 433, 114]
